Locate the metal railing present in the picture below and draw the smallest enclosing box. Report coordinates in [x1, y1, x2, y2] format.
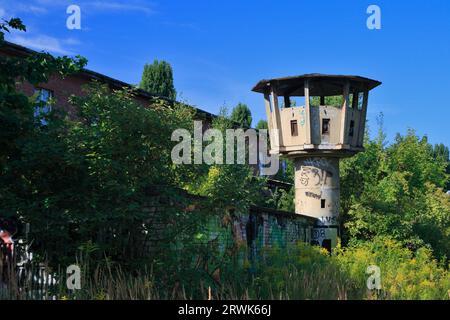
[0, 241, 57, 300]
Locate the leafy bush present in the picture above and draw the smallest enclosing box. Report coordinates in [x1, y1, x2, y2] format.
[335, 237, 449, 300]
[340, 122, 450, 259]
[243, 243, 363, 300]
[2, 80, 212, 269]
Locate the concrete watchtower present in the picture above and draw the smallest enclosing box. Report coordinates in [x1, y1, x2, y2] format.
[252, 74, 381, 250]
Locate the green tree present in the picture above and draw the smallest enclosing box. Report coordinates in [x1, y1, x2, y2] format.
[255, 119, 268, 130]
[230, 103, 252, 128]
[255, 118, 295, 211]
[193, 107, 266, 210]
[4, 81, 206, 267]
[139, 59, 176, 100]
[310, 95, 344, 107]
[0, 17, 86, 225]
[431, 143, 450, 190]
[340, 120, 450, 259]
[431, 143, 449, 161]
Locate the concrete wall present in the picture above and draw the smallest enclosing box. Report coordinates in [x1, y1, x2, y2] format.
[141, 193, 316, 259]
[271, 104, 364, 151]
[312, 105, 342, 145]
[202, 207, 315, 261]
[280, 106, 308, 146]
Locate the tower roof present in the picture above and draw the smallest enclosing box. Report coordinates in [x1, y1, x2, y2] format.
[252, 73, 381, 96]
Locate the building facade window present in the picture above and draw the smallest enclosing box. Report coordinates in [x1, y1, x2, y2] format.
[34, 88, 53, 125]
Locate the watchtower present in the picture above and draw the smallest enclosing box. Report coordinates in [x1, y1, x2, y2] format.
[252, 74, 381, 249]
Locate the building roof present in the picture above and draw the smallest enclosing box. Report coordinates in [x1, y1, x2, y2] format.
[252, 73, 382, 96]
[0, 41, 215, 120]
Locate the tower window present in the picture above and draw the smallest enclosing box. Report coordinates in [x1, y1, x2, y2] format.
[290, 120, 298, 136]
[321, 199, 326, 208]
[349, 120, 355, 137]
[357, 92, 364, 110]
[320, 96, 325, 105]
[322, 118, 330, 135]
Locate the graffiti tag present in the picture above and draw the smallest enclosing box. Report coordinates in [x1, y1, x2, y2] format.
[299, 166, 333, 187]
[305, 191, 322, 199]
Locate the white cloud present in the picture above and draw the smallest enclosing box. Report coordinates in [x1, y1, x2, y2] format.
[88, 1, 156, 14]
[7, 34, 73, 55]
[0, 1, 48, 16]
[34, 0, 71, 6]
[63, 37, 81, 46]
[28, 5, 48, 14]
[0, 0, 156, 26]
[28, 0, 156, 15]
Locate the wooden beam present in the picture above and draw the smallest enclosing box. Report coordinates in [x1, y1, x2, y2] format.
[264, 93, 273, 130]
[357, 89, 369, 146]
[339, 81, 350, 145]
[352, 90, 358, 109]
[284, 86, 300, 97]
[270, 85, 283, 149]
[304, 79, 312, 144]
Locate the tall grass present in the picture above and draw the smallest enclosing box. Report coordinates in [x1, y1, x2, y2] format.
[1, 238, 448, 300]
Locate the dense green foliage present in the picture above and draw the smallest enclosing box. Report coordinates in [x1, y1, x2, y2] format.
[335, 237, 449, 299]
[340, 121, 450, 259]
[230, 103, 252, 128]
[1, 18, 87, 225]
[139, 59, 176, 100]
[210, 237, 449, 300]
[2, 79, 210, 267]
[431, 143, 450, 190]
[186, 107, 266, 210]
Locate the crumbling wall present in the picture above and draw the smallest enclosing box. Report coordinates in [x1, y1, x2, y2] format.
[141, 192, 315, 261]
[204, 206, 314, 260]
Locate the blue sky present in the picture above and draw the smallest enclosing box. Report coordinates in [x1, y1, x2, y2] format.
[1, 0, 449, 146]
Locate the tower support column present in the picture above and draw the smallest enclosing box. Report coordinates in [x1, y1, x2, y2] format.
[294, 157, 340, 250]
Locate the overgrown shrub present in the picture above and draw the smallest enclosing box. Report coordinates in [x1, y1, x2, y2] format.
[335, 237, 450, 300]
[340, 121, 450, 259]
